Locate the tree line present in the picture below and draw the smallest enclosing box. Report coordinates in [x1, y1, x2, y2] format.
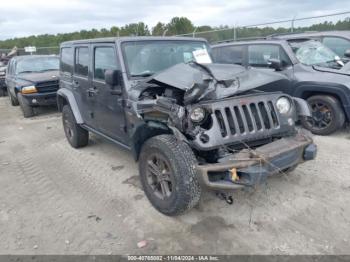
[0, 16, 349, 50]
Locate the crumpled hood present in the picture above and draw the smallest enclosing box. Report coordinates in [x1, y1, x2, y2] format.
[147, 62, 289, 104]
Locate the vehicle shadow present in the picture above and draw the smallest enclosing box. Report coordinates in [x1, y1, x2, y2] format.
[32, 105, 59, 118]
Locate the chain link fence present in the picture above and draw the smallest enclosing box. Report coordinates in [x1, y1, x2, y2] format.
[178, 11, 350, 43]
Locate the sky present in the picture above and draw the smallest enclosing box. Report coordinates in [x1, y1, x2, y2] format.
[0, 0, 349, 40]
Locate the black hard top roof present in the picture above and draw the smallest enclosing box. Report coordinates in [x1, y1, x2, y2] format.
[60, 36, 208, 46]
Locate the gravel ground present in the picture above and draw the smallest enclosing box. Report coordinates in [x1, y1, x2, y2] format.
[0, 96, 349, 255]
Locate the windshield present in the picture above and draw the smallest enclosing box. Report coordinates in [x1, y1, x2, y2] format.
[16, 57, 59, 74]
[122, 40, 211, 77]
[290, 40, 340, 66]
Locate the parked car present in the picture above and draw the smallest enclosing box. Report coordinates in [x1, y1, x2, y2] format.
[0, 62, 7, 96]
[6, 55, 59, 117]
[212, 38, 350, 135]
[57, 37, 316, 216]
[270, 31, 350, 59]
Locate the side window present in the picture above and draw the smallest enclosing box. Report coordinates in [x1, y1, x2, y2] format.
[75, 47, 89, 77]
[94, 47, 118, 81]
[323, 37, 350, 57]
[248, 45, 282, 67]
[60, 47, 73, 74]
[212, 45, 244, 65]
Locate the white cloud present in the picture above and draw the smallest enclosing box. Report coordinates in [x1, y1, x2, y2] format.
[0, 0, 348, 40]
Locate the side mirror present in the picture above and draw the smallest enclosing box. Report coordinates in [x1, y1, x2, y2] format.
[344, 49, 350, 58]
[105, 69, 120, 87]
[105, 69, 122, 95]
[268, 58, 283, 71]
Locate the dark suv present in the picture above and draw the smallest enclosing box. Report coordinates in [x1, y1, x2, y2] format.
[6, 55, 60, 117]
[57, 37, 316, 216]
[0, 62, 7, 96]
[212, 38, 350, 135]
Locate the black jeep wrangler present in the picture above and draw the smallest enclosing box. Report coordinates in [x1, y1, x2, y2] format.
[57, 37, 316, 216]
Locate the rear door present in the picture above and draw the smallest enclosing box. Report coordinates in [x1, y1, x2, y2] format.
[73, 45, 96, 127]
[212, 45, 246, 66]
[91, 44, 128, 144]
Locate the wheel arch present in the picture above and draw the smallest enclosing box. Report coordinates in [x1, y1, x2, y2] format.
[130, 121, 175, 161]
[294, 84, 350, 121]
[57, 88, 84, 124]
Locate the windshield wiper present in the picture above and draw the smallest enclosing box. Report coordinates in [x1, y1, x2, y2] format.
[131, 71, 154, 77]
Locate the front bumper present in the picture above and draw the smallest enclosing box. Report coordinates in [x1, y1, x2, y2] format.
[197, 129, 316, 190]
[21, 91, 57, 106]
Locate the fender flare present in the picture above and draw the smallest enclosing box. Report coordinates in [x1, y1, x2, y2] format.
[57, 88, 84, 124]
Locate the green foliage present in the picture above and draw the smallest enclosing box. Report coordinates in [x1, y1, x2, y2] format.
[0, 17, 349, 50]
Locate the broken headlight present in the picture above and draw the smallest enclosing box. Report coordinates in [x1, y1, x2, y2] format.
[276, 96, 291, 114]
[190, 107, 206, 123]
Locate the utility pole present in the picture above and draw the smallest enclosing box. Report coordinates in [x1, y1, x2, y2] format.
[192, 27, 198, 38]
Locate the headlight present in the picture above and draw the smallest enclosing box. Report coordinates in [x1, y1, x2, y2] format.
[190, 107, 206, 123]
[276, 97, 291, 114]
[21, 85, 37, 94]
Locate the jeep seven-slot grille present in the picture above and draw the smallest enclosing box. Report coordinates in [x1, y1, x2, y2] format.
[214, 101, 279, 137]
[36, 80, 59, 93]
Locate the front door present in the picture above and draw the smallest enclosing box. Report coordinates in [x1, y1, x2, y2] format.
[247, 44, 294, 95]
[91, 44, 128, 144]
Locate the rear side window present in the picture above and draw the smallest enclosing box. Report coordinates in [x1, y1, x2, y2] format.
[212, 45, 244, 65]
[248, 44, 290, 67]
[75, 47, 89, 77]
[60, 47, 73, 74]
[94, 47, 118, 80]
[323, 37, 350, 57]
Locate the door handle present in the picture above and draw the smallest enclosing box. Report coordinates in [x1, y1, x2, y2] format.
[72, 81, 80, 89]
[87, 88, 98, 96]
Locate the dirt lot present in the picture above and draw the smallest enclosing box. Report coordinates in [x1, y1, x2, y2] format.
[0, 96, 350, 255]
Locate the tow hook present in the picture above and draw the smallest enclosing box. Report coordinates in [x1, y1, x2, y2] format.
[216, 192, 234, 205]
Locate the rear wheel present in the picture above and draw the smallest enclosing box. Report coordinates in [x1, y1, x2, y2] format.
[18, 93, 34, 118]
[139, 135, 201, 216]
[301, 95, 345, 135]
[62, 105, 89, 148]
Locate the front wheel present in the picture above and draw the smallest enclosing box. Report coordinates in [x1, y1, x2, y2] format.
[17, 93, 34, 118]
[139, 135, 201, 216]
[8, 88, 19, 106]
[0, 88, 6, 97]
[301, 95, 345, 135]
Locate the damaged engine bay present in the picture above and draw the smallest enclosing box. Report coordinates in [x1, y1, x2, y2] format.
[132, 62, 306, 164]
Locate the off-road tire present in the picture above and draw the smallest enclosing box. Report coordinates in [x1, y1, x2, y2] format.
[301, 95, 345, 136]
[62, 105, 89, 148]
[18, 93, 34, 118]
[139, 135, 201, 216]
[8, 88, 19, 106]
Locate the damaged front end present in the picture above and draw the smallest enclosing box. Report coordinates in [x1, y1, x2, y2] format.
[132, 62, 317, 190]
